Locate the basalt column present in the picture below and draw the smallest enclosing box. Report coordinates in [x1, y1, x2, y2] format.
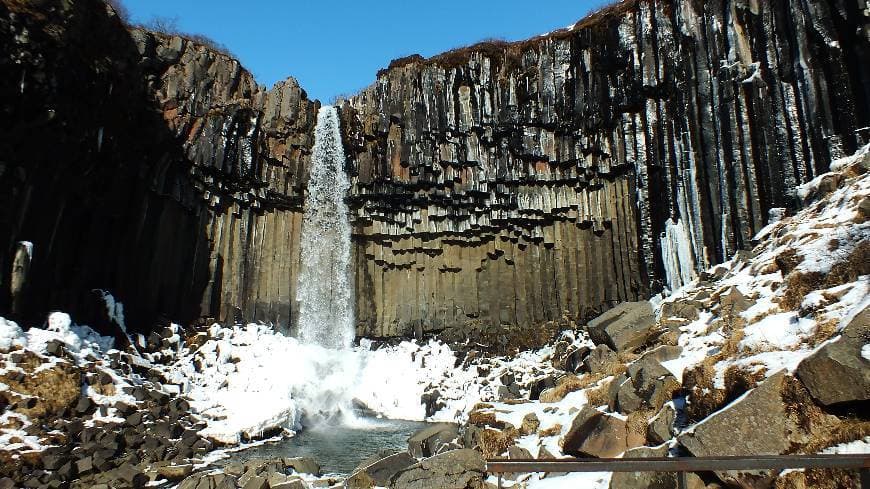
[341, 0, 870, 338]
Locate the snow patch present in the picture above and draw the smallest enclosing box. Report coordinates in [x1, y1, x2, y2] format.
[0, 318, 25, 353]
[738, 312, 816, 351]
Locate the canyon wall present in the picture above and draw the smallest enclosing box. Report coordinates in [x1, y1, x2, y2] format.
[1, 0, 869, 337]
[342, 0, 870, 337]
[0, 0, 315, 330]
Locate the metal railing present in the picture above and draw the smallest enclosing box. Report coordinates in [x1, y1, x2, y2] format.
[487, 454, 870, 488]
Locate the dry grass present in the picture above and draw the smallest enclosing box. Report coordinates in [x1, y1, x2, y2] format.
[479, 426, 519, 458]
[539, 375, 585, 403]
[806, 318, 839, 346]
[683, 359, 766, 422]
[779, 240, 869, 310]
[539, 424, 563, 437]
[775, 248, 803, 275]
[800, 419, 870, 454]
[794, 420, 870, 486]
[626, 409, 655, 437]
[468, 409, 498, 427]
[584, 379, 615, 408]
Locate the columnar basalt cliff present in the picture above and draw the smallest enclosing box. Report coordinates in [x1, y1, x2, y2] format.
[341, 0, 870, 337]
[1, 0, 869, 337]
[0, 0, 315, 330]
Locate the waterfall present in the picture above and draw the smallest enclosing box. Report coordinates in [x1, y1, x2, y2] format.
[296, 106, 354, 350]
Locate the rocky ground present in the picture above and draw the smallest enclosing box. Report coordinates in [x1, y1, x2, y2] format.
[1, 146, 868, 488]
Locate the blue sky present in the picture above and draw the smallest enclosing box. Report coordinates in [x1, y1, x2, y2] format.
[122, 1, 607, 102]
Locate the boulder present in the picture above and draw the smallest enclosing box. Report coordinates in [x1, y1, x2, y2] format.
[678, 371, 838, 486]
[561, 406, 641, 458]
[156, 464, 194, 481]
[647, 403, 676, 445]
[610, 445, 705, 489]
[283, 457, 321, 476]
[626, 347, 682, 410]
[796, 307, 869, 405]
[616, 378, 643, 413]
[389, 449, 485, 489]
[582, 345, 618, 374]
[270, 480, 305, 489]
[520, 413, 540, 435]
[586, 302, 655, 353]
[408, 423, 459, 459]
[242, 476, 268, 489]
[350, 451, 416, 487]
[718, 286, 754, 315]
[659, 300, 702, 321]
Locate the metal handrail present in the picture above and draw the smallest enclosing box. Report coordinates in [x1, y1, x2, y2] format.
[487, 454, 870, 488]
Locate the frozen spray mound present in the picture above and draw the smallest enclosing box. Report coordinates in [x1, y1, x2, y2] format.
[168, 323, 463, 444]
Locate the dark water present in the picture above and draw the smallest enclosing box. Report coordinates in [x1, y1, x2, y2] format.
[222, 418, 428, 475]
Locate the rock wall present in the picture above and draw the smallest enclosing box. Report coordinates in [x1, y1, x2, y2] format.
[2, 0, 869, 337]
[341, 0, 870, 337]
[0, 0, 315, 330]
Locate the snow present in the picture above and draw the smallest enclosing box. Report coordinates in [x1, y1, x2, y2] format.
[862, 344, 870, 361]
[0, 318, 25, 353]
[25, 312, 114, 356]
[821, 437, 870, 455]
[830, 143, 869, 172]
[660, 312, 722, 383]
[490, 471, 612, 489]
[738, 312, 816, 351]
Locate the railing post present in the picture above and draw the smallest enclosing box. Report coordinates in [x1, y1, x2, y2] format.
[677, 471, 688, 489]
[497, 473, 502, 489]
[860, 467, 868, 489]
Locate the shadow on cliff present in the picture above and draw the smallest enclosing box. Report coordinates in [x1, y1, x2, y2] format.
[0, 0, 213, 334]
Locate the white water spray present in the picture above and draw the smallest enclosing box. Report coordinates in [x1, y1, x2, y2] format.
[297, 106, 354, 350]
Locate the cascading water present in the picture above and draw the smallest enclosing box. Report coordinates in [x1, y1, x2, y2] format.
[296, 106, 354, 350]
[290, 106, 362, 424]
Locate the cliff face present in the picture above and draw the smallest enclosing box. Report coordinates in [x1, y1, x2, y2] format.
[0, 0, 315, 330]
[1, 0, 869, 337]
[341, 0, 870, 337]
